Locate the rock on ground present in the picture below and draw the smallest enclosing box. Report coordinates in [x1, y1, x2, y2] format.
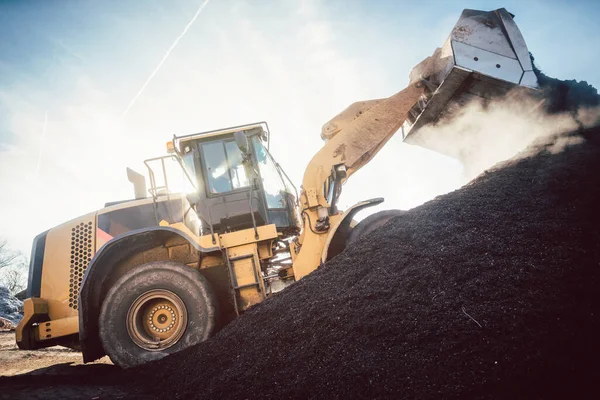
[0, 286, 23, 329]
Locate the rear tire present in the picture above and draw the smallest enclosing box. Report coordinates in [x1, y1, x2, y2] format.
[347, 209, 406, 245]
[99, 261, 217, 368]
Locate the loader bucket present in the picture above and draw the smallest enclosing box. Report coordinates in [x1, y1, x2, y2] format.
[401, 8, 539, 157]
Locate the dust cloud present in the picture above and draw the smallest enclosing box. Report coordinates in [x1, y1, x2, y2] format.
[414, 90, 600, 181]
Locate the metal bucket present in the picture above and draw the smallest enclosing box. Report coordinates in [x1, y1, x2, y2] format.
[401, 8, 539, 157]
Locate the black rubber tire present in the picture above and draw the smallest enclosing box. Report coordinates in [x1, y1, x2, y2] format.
[347, 209, 406, 246]
[99, 261, 217, 368]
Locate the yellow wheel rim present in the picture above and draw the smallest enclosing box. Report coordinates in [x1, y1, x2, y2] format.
[126, 289, 187, 351]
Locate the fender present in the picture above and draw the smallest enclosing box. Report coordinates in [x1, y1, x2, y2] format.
[321, 198, 384, 263]
[79, 226, 218, 362]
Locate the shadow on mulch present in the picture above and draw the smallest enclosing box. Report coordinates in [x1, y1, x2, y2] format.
[0, 363, 129, 400]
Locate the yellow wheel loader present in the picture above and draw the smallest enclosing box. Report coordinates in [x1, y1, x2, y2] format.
[16, 8, 539, 368]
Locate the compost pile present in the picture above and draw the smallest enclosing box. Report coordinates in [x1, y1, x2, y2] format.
[129, 118, 600, 399]
[0, 286, 22, 330]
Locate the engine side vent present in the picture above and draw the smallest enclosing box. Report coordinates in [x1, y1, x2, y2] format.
[69, 221, 93, 310]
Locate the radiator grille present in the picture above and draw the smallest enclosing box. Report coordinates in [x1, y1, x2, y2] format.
[69, 221, 93, 310]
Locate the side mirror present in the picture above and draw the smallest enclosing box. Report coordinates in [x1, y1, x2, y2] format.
[234, 131, 249, 155]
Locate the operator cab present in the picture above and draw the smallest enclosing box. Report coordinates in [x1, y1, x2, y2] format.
[172, 122, 300, 237]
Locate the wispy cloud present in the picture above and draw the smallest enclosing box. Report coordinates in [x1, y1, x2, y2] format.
[122, 0, 211, 116]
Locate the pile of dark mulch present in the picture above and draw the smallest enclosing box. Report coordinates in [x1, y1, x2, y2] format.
[127, 125, 600, 399]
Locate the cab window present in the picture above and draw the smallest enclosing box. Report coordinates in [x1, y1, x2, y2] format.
[252, 139, 287, 209]
[201, 140, 249, 194]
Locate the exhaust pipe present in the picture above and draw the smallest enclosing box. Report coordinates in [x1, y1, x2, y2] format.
[127, 168, 147, 200]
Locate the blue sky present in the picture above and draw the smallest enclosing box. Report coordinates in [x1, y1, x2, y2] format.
[1, 0, 599, 253]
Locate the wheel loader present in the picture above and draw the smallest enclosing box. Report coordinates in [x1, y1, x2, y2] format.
[16, 8, 539, 368]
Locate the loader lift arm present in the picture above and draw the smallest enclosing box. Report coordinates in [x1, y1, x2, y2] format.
[293, 7, 541, 278]
[291, 82, 428, 279]
[301, 82, 428, 212]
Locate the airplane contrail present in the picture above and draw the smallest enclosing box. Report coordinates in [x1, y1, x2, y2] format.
[122, 0, 211, 116]
[35, 110, 49, 180]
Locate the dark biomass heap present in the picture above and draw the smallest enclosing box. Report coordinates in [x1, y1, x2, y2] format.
[131, 120, 600, 399]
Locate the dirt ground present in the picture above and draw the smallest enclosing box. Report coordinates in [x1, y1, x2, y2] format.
[0, 331, 127, 399]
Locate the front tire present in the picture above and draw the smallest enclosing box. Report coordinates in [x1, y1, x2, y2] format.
[98, 261, 217, 368]
[347, 209, 406, 245]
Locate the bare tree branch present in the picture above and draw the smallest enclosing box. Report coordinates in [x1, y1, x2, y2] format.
[0, 239, 28, 295]
[0, 240, 20, 270]
[0, 268, 26, 294]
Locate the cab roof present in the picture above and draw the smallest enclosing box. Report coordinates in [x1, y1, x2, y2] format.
[173, 122, 270, 149]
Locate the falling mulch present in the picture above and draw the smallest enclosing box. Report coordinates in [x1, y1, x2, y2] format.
[532, 54, 600, 114]
[123, 124, 600, 399]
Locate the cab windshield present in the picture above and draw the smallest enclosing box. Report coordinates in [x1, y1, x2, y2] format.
[252, 138, 288, 209]
[201, 140, 250, 194]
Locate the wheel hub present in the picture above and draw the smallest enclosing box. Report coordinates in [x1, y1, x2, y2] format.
[126, 289, 188, 351]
